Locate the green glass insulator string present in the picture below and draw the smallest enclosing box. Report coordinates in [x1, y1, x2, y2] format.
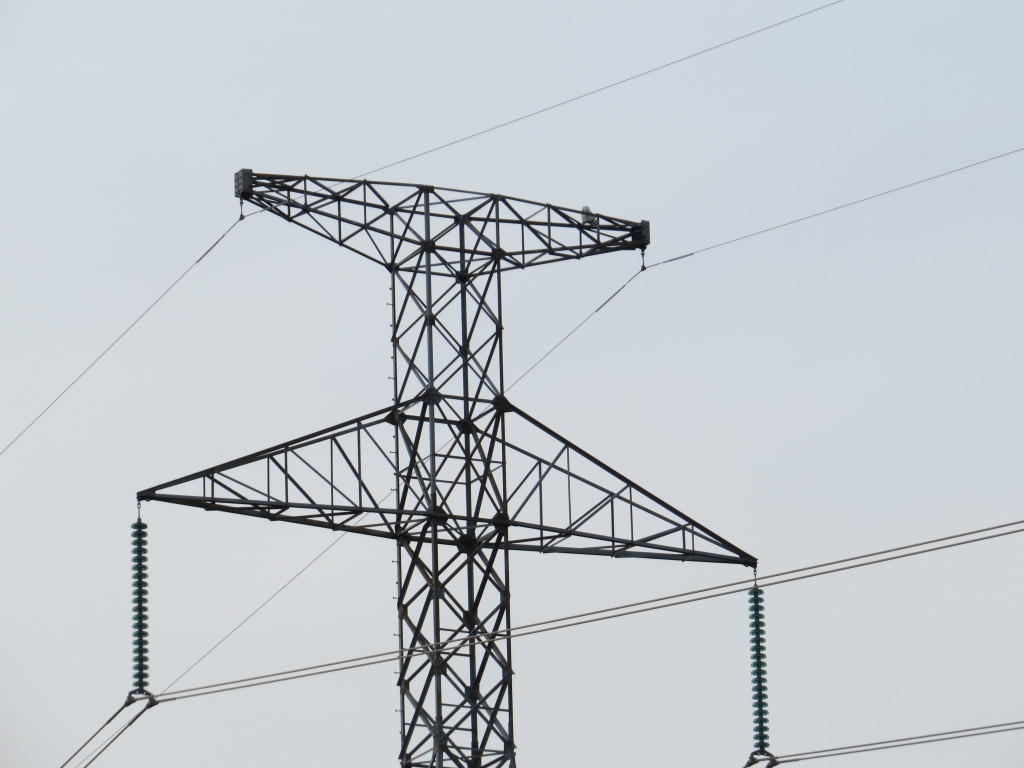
[750, 587, 768, 749]
[131, 518, 150, 693]
[744, 584, 777, 766]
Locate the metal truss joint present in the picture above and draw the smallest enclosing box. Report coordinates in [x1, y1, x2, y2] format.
[429, 652, 447, 673]
[426, 505, 448, 525]
[491, 395, 514, 414]
[385, 409, 408, 426]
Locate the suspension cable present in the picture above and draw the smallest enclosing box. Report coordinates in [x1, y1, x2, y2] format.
[70, 700, 154, 768]
[513, 143, 1024, 384]
[151, 517, 1024, 702]
[773, 718, 1024, 763]
[352, 1, 849, 179]
[1, 216, 247, 459]
[58, 701, 132, 768]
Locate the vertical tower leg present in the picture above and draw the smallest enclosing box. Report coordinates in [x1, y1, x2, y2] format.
[397, 536, 515, 768]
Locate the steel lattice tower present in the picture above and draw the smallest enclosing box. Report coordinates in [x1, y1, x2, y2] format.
[139, 170, 756, 768]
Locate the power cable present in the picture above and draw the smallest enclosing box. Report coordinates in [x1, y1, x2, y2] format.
[71, 701, 152, 768]
[58, 701, 131, 768]
[69, 520, 1019, 762]
[157, 525, 355, 694]
[513, 143, 1024, 385]
[773, 718, 1024, 762]
[507, 268, 644, 390]
[62, 698, 153, 768]
[354, 0, 849, 178]
[0, 216, 247, 460]
[646, 144, 1024, 269]
[151, 517, 1024, 702]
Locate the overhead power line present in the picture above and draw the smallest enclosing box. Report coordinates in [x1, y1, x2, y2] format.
[157, 525, 356, 694]
[514, 143, 1024, 385]
[150, 517, 1024, 703]
[59, 698, 153, 768]
[59, 701, 132, 768]
[0, 216, 247, 459]
[70, 703, 152, 768]
[61, 518, 1023, 765]
[355, 0, 849, 178]
[773, 718, 1024, 763]
[646, 144, 1024, 269]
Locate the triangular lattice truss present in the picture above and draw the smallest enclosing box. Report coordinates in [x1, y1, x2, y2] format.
[139, 396, 752, 564]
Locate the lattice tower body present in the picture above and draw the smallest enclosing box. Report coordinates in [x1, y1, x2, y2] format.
[139, 171, 757, 768]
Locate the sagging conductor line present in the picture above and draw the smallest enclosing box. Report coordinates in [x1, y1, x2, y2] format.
[138, 169, 757, 768]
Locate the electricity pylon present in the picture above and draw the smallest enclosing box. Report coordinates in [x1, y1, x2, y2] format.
[139, 170, 756, 768]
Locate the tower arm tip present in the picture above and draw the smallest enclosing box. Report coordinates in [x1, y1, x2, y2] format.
[234, 168, 254, 199]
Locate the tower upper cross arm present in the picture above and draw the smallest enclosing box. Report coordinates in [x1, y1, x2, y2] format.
[235, 170, 650, 274]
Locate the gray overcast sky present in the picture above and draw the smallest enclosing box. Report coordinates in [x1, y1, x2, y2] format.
[2, 1, 1022, 766]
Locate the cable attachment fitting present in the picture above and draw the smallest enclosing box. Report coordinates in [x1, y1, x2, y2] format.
[130, 517, 151, 694]
[744, 584, 777, 766]
[640, 248, 647, 271]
